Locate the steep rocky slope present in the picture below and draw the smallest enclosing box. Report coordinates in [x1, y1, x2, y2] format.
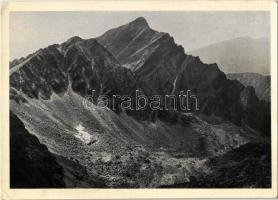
[10, 111, 106, 188]
[227, 73, 270, 102]
[195, 142, 271, 188]
[10, 37, 137, 100]
[97, 17, 270, 134]
[160, 142, 271, 188]
[11, 89, 253, 187]
[10, 111, 65, 188]
[9, 17, 271, 188]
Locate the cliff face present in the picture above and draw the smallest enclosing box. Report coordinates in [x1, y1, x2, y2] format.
[10, 111, 65, 188]
[97, 17, 270, 134]
[227, 73, 270, 102]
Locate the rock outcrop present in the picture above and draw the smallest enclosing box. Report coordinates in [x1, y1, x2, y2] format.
[10, 111, 65, 188]
[227, 73, 270, 102]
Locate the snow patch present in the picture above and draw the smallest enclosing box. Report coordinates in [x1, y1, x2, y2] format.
[74, 124, 93, 144]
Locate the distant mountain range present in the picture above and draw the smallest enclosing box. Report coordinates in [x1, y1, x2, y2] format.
[9, 17, 271, 188]
[189, 37, 270, 75]
[227, 73, 270, 102]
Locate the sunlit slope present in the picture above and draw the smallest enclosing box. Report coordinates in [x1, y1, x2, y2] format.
[11, 88, 253, 187]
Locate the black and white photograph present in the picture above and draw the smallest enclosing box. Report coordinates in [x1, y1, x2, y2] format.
[1, 1, 277, 199]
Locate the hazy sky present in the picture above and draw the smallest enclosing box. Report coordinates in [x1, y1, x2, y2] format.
[10, 11, 270, 60]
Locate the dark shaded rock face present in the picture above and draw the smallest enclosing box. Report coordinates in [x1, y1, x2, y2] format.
[160, 142, 271, 188]
[227, 73, 270, 102]
[10, 111, 106, 188]
[203, 142, 271, 188]
[97, 17, 270, 134]
[54, 154, 106, 188]
[10, 38, 137, 101]
[10, 111, 65, 188]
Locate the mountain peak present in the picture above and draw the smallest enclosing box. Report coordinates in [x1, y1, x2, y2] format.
[64, 36, 83, 44]
[129, 17, 149, 28]
[60, 36, 83, 52]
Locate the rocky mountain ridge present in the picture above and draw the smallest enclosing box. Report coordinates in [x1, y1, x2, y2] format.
[97, 17, 270, 134]
[9, 17, 271, 188]
[10, 17, 270, 134]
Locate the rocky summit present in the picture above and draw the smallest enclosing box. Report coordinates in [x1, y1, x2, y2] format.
[10, 17, 271, 188]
